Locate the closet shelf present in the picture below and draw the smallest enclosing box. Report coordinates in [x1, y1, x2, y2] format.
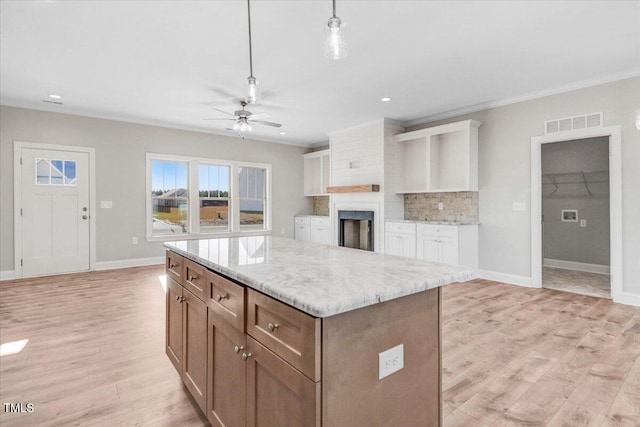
[542, 169, 608, 196]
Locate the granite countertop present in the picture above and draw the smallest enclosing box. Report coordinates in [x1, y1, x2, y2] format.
[165, 236, 473, 318]
[386, 219, 480, 226]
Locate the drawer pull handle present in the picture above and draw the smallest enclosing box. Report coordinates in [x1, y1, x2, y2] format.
[175, 295, 180, 301]
[169, 263, 177, 268]
[242, 352, 253, 361]
[268, 323, 279, 332]
[178, 296, 186, 303]
[189, 275, 197, 282]
[215, 294, 228, 302]
[234, 345, 244, 353]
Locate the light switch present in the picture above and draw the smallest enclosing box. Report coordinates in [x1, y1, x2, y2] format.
[100, 201, 113, 209]
[512, 202, 526, 212]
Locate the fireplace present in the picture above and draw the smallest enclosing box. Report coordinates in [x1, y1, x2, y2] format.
[338, 210, 374, 251]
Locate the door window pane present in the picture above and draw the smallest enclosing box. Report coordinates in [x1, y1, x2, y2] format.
[35, 159, 77, 186]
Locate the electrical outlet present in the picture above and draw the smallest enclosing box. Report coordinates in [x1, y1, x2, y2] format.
[379, 344, 404, 380]
[438, 202, 444, 211]
[580, 219, 587, 228]
[132, 237, 138, 245]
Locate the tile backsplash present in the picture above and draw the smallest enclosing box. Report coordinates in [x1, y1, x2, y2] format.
[404, 192, 478, 222]
[313, 196, 330, 216]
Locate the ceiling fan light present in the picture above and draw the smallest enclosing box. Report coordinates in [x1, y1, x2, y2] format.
[233, 118, 253, 133]
[246, 76, 260, 105]
[325, 16, 347, 60]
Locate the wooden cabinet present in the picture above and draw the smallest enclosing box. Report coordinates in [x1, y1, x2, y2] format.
[393, 120, 481, 193]
[295, 216, 331, 245]
[182, 289, 208, 412]
[207, 309, 247, 427]
[246, 337, 320, 427]
[303, 149, 330, 196]
[166, 277, 183, 372]
[384, 222, 417, 258]
[165, 251, 208, 413]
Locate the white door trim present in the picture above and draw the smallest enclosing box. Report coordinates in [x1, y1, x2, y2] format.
[13, 141, 96, 278]
[530, 126, 622, 303]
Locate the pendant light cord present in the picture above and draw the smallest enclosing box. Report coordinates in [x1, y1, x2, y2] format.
[247, 0, 254, 78]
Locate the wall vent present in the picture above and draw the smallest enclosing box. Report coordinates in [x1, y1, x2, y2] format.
[545, 112, 602, 135]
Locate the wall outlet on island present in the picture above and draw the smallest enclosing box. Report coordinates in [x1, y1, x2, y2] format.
[379, 344, 404, 380]
[438, 202, 444, 211]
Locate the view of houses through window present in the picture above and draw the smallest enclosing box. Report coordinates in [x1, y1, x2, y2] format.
[148, 155, 269, 238]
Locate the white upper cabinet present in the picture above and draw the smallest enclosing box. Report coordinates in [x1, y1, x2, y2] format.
[303, 149, 330, 196]
[393, 120, 481, 193]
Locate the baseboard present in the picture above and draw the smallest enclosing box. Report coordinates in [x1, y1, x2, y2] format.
[476, 270, 534, 288]
[95, 256, 165, 271]
[616, 292, 640, 308]
[0, 270, 16, 281]
[543, 258, 610, 275]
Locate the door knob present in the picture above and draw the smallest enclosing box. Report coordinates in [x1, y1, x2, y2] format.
[82, 215, 88, 220]
[82, 207, 88, 212]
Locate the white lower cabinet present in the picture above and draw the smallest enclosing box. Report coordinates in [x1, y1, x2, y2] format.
[296, 216, 331, 245]
[384, 222, 417, 258]
[386, 221, 478, 269]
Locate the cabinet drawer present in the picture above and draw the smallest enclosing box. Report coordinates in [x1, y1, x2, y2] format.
[184, 258, 207, 301]
[206, 270, 245, 332]
[310, 217, 330, 227]
[166, 251, 184, 285]
[417, 224, 458, 239]
[385, 221, 416, 235]
[247, 289, 321, 381]
[295, 216, 311, 226]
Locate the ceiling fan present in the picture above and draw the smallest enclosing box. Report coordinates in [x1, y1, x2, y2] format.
[205, 101, 282, 135]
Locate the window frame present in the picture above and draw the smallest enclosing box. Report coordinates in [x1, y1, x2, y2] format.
[146, 153, 272, 242]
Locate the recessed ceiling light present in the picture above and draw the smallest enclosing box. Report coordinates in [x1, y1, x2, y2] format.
[48, 94, 62, 99]
[279, 132, 286, 135]
[380, 97, 392, 102]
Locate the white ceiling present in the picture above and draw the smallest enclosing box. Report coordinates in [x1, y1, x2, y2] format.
[1, 1, 639, 147]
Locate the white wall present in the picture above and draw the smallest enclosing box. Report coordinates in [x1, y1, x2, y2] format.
[408, 76, 640, 299]
[542, 137, 610, 266]
[0, 106, 310, 273]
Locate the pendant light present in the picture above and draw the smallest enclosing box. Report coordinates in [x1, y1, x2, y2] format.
[245, 0, 260, 104]
[325, 0, 347, 60]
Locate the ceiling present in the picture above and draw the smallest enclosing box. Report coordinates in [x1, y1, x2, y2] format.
[1, 1, 639, 147]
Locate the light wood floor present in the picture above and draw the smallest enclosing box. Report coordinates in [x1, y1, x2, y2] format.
[543, 267, 611, 299]
[1, 267, 639, 426]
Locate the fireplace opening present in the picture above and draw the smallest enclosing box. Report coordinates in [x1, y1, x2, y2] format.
[338, 210, 374, 251]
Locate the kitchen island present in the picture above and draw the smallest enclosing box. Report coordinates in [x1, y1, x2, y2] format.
[164, 236, 473, 427]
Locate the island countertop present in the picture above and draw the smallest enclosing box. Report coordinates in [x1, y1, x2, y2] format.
[164, 236, 474, 318]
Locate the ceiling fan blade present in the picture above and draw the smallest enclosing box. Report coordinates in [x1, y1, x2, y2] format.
[247, 112, 271, 119]
[204, 118, 235, 121]
[210, 107, 235, 116]
[251, 120, 282, 128]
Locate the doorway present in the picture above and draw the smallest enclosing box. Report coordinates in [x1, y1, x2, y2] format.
[14, 142, 96, 277]
[531, 126, 622, 303]
[541, 137, 610, 298]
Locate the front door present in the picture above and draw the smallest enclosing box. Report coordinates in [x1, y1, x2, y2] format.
[19, 147, 91, 276]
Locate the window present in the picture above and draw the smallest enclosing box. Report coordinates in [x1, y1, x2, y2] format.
[151, 160, 189, 235]
[146, 154, 270, 240]
[36, 159, 77, 186]
[239, 167, 266, 230]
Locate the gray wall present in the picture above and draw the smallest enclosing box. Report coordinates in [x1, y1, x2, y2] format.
[408, 76, 640, 296]
[0, 106, 311, 270]
[542, 137, 609, 266]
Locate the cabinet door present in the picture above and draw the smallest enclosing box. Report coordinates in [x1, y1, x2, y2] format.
[304, 156, 321, 196]
[385, 233, 402, 256]
[182, 289, 208, 413]
[207, 309, 246, 427]
[401, 234, 417, 259]
[416, 236, 440, 263]
[310, 226, 331, 245]
[246, 337, 320, 427]
[385, 233, 416, 258]
[295, 224, 311, 242]
[166, 278, 183, 373]
[440, 238, 459, 265]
